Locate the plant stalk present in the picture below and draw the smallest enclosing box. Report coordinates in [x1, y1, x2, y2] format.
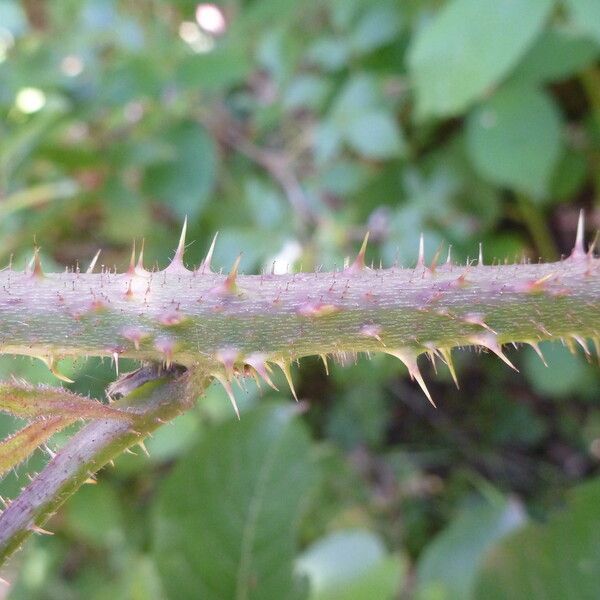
[0, 366, 204, 566]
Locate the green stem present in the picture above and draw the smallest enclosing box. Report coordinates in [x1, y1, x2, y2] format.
[0, 254, 598, 371]
[515, 195, 559, 261]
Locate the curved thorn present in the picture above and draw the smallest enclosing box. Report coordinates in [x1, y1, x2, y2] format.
[50, 364, 74, 384]
[217, 347, 238, 380]
[167, 217, 188, 270]
[135, 238, 149, 275]
[154, 337, 174, 368]
[28, 524, 54, 536]
[29, 248, 44, 279]
[445, 245, 452, 266]
[429, 243, 444, 273]
[127, 240, 136, 275]
[137, 441, 150, 457]
[573, 335, 590, 355]
[386, 349, 436, 408]
[588, 230, 599, 257]
[224, 254, 242, 292]
[527, 341, 548, 367]
[86, 250, 101, 274]
[175, 216, 188, 262]
[593, 338, 600, 366]
[571, 209, 586, 259]
[469, 334, 518, 372]
[417, 233, 425, 267]
[347, 232, 370, 273]
[38, 356, 74, 384]
[213, 374, 240, 419]
[320, 353, 329, 376]
[427, 350, 438, 374]
[201, 232, 219, 274]
[438, 347, 459, 389]
[412, 366, 436, 408]
[463, 313, 497, 334]
[246, 353, 278, 391]
[273, 360, 298, 401]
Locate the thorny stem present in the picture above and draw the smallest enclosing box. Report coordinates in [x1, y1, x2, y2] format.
[0, 214, 599, 567]
[0, 214, 598, 415]
[0, 241, 598, 375]
[0, 365, 204, 566]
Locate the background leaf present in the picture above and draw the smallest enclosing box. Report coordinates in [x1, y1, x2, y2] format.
[510, 27, 600, 84]
[465, 85, 562, 198]
[564, 0, 600, 44]
[296, 529, 405, 600]
[153, 404, 319, 600]
[474, 479, 600, 600]
[407, 0, 553, 118]
[415, 497, 526, 600]
[344, 111, 405, 159]
[142, 121, 217, 221]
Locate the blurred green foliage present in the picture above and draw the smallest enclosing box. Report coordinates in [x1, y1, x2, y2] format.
[1, 0, 600, 598]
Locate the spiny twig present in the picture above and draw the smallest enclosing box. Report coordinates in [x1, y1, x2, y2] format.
[0, 212, 598, 413]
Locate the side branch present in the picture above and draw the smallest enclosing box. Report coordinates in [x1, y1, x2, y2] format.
[0, 365, 205, 566]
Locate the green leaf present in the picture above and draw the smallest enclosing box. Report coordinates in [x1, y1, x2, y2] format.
[474, 479, 600, 600]
[144, 411, 201, 463]
[465, 85, 562, 198]
[142, 121, 217, 220]
[549, 150, 588, 200]
[0, 382, 134, 421]
[153, 403, 319, 600]
[325, 380, 387, 450]
[328, 75, 405, 159]
[407, 0, 554, 118]
[101, 57, 161, 105]
[344, 111, 405, 159]
[177, 46, 252, 91]
[0, 180, 79, 220]
[314, 122, 343, 164]
[307, 37, 350, 72]
[332, 75, 379, 120]
[65, 482, 124, 548]
[0, 417, 75, 477]
[101, 178, 151, 243]
[283, 75, 331, 111]
[564, 0, 600, 44]
[415, 498, 525, 600]
[297, 529, 405, 600]
[522, 341, 594, 399]
[350, 5, 402, 54]
[511, 27, 600, 83]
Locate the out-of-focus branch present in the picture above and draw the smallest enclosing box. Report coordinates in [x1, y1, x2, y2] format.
[201, 107, 319, 227]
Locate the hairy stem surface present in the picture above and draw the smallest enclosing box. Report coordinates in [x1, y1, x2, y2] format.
[0, 254, 598, 371]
